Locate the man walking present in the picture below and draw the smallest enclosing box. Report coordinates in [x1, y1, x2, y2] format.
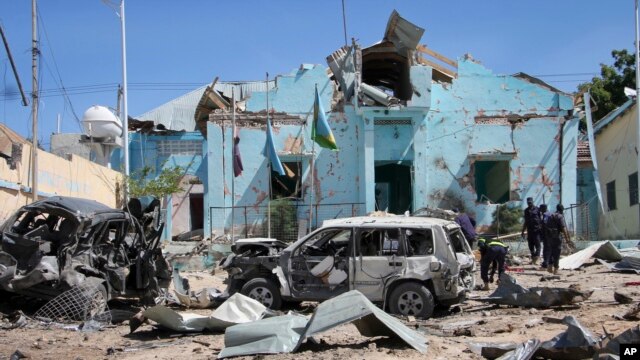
[521, 197, 542, 265]
[546, 204, 571, 274]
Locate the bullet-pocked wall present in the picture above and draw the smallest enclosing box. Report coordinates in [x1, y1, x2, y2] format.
[205, 65, 363, 238]
[420, 59, 578, 229]
[204, 60, 579, 239]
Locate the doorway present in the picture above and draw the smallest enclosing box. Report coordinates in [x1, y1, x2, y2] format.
[189, 193, 204, 230]
[374, 163, 412, 214]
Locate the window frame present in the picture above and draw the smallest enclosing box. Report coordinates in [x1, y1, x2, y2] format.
[629, 172, 638, 207]
[473, 159, 511, 203]
[606, 180, 617, 211]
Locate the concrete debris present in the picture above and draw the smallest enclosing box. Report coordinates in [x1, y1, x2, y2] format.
[477, 274, 592, 308]
[559, 241, 622, 270]
[605, 325, 640, 355]
[218, 290, 427, 358]
[613, 289, 636, 304]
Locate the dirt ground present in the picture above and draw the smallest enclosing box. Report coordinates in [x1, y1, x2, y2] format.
[0, 259, 638, 360]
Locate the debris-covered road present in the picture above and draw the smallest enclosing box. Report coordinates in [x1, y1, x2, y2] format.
[0, 260, 638, 360]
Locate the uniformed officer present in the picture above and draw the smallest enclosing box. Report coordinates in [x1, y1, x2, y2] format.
[521, 197, 542, 265]
[480, 238, 508, 290]
[546, 204, 571, 274]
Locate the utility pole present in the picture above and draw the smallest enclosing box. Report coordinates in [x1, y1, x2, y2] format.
[120, 0, 129, 181]
[31, 0, 39, 202]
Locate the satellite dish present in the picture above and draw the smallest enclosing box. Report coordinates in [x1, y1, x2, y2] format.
[81, 105, 123, 138]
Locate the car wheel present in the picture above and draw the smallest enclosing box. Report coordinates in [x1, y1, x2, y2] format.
[389, 282, 435, 319]
[83, 283, 108, 320]
[240, 278, 282, 310]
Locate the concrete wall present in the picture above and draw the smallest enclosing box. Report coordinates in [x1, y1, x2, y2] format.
[419, 60, 578, 230]
[204, 60, 579, 238]
[0, 141, 122, 223]
[595, 104, 640, 239]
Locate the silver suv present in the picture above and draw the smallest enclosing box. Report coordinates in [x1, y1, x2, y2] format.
[221, 215, 476, 319]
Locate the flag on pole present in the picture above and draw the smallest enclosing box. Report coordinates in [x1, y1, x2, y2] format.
[232, 125, 243, 177]
[311, 87, 338, 150]
[262, 119, 285, 176]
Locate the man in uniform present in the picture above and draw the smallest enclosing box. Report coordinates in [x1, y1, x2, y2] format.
[539, 204, 551, 269]
[521, 197, 542, 265]
[479, 238, 508, 290]
[546, 204, 571, 274]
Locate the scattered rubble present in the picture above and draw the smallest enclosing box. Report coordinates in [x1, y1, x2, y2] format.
[476, 274, 593, 308]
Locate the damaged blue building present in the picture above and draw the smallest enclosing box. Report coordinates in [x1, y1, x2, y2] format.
[190, 11, 579, 239]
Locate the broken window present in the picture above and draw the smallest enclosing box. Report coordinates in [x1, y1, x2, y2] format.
[404, 228, 434, 256]
[474, 160, 510, 203]
[271, 161, 302, 199]
[358, 228, 404, 256]
[629, 172, 638, 206]
[607, 180, 617, 210]
[447, 228, 467, 253]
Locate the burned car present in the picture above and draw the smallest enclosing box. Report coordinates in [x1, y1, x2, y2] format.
[0, 196, 171, 304]
[221, 215, 476, 319]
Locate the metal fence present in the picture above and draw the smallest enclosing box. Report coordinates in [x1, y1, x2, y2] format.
[210, 202, 365, 241]
[565, 201, 597, 242]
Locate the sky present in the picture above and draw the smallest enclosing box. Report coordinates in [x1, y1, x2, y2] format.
[0, 1, 635, 148]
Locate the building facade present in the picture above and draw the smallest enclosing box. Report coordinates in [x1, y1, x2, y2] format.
[196, 13, 579, 240]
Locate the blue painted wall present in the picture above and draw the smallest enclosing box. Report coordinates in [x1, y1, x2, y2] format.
[129, 131, 206, 239]
[205, 59, 579, 237]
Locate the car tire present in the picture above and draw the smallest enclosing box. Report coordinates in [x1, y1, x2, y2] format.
[389, 282, 435, 319]
[240, 278, 282, 310]
[83, 283, 108, 320]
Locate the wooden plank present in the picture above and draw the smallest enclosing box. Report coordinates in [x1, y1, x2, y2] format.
[416, 56, 457, 79]
[416, 45, 457, 69]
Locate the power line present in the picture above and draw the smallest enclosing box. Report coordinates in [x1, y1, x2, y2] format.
[37, 11, 82, 130]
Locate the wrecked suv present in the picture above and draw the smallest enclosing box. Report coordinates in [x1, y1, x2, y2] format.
[0, 196, 171, 304]
[221, 215, 476, 318]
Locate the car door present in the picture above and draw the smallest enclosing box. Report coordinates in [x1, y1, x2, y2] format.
[287, 227, 352, 301]
[351, 227, 405, 301]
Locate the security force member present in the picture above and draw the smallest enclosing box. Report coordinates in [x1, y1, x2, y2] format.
[479, 238, 508, 291]
[546, 204, 571, 274]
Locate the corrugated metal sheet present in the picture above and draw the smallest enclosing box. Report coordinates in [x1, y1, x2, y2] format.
[213, 80, 276, 100]
[136, 85, 207, 131]
[135, 80, 276, 132]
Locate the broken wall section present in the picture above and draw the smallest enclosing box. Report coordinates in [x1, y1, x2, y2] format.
[420, 59, 578, 229]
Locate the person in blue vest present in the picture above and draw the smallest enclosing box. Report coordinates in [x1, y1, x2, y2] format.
[521, 197, 542, 265]
[479, 238, 508, 291]
[453, 208, 477, 248]
[539, 204, 552, 269]
[546, 204, 571, 274]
